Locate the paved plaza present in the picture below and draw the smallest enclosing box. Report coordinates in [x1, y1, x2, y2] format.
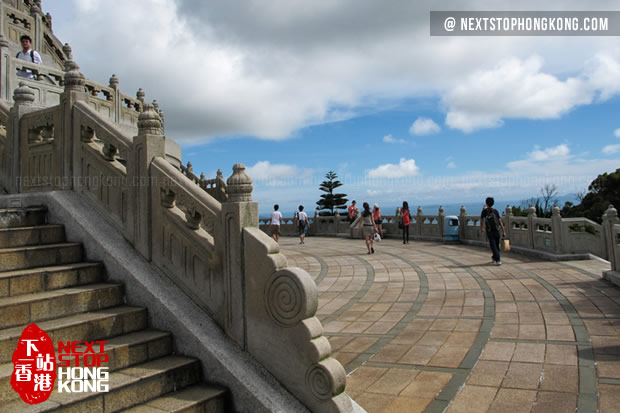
[280, 236, 619, 413]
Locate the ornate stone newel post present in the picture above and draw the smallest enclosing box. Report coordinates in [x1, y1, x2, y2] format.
[7, 82, 35, 193]
[131, 104, 165, 259]
[551, 206, 563, 253]
[459, 205, 467, 240]
[222, 163, 259, 346]
[603, 205, 619, 272]
[527, 206, 536, 249]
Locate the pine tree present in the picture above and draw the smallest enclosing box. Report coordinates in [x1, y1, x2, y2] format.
[316, 171, 348, 215]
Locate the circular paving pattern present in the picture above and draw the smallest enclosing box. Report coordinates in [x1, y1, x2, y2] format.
[280, 236, 619, 413]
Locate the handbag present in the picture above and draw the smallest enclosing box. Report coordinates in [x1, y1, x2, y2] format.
[373, 233, 381, 242]
[501, 239, 510, 252]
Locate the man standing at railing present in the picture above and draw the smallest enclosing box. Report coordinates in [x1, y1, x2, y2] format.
[16, 35, 42, 79]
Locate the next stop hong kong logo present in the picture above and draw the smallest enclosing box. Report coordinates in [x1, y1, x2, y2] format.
[11, 323, 109, 405]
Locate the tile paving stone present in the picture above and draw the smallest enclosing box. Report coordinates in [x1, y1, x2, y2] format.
[600, 384, 620, 413]
[488, 388, 537, 413]
[380, 396, 432, 413]
[366, 368, 419, 396]
[512, 343, 546, 363]
[399, 371, 453, 399]
[480, 342, 516, 362]
[446, 385, 498, 413]
[501, 362, 543, 390]
[540, 364, 578, 393]
[545, 344, 578, 366]
[467, 360, 510, 387]
[531, 391, 577, 413]
[546, 325, 576, 341]
[278, 237, 619, 412]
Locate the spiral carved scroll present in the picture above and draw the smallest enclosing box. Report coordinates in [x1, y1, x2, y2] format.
[305, 363, 334, 400]
[264, 270, 308, 327]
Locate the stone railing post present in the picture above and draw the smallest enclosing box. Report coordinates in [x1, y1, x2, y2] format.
[527, 206, 536, 249]
[108, 74, 121, 124]
[504, 205, 512, 240]
[0, 0, 9, 101]
[459, 205, 467, 240]
[222, 163, 259, 347]
[61, 43, 88, 189]
[551, 206, 563, 253]
[603, 205, 618, 271]
[7, 82, 35, 192]
[131, 104, 165, 259]
[29, 0, 44, 53]
[416, 206, 423, 236]
[438, 206, 445, 238]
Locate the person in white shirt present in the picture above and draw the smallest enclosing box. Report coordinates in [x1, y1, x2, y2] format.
[269, 204, 283, 242]
[16, 35, 42, 79]
[295, 205, 309, 244]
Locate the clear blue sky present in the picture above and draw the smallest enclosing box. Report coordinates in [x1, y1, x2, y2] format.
[46, 2, 620, 215]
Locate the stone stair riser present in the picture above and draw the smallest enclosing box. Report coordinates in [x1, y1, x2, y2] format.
[0, 264, 103, 297]
[0, 225, 65, 248]
[0, 244, 83, 271]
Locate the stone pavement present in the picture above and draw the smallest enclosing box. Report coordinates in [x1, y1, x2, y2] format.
[280, 236, 619, 413]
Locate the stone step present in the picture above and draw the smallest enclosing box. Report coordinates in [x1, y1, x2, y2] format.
[0, 329, 172, 403]
[0, 283, 124, 329]
[2, 355, 202, 412]
[0, 262, 104, 297]
[123, 382, 228, 413]
[0, 305, 147, 364]
[0, 206, 47, 229]
[0, 224, 65, 248]
[0, 242, 83, 272]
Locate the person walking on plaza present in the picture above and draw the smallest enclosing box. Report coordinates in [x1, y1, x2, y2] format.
[295, 205, 309, 244]
[401, 201, 411, 244]
[373, 203, 383, 238]
[16, 35, 42, 79]
[348, 200, 359, 223]
[269, 204, 283, 243]
[480, 197, 506, 265]
[361, 202, 378, 254]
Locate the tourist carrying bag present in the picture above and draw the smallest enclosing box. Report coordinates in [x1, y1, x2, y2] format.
[373, 232, 381, 242]
[501, 238, 510, 252]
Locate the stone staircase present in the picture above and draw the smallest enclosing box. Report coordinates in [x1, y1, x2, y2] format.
[0, 206, 228, 412]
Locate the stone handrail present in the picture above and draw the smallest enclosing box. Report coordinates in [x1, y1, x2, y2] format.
[0, 66, 352, 411]
[179, 161, 228, 203]
[0, 99, 10, 123]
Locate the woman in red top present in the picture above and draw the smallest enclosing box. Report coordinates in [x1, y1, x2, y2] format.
[373, 204, 383, 238]
[401, 201, 411, 244]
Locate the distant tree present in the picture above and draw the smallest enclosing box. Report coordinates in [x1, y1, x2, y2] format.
[540, 184, 559, 215]
[316, 171, 348, 215]
[562, 168, 620, 223]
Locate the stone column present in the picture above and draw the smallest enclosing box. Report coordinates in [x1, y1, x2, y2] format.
[222, 163, 259, 347]
[131, 104, 165, 259]
[416, 206, 423, 237]
[551, 206, 563, 253]
[0, 0, 10, 101]
[527, 206, 536, 249]
[29, 0, 43, 53]
[504, 205, 512, 241]
[7, 82, 36, 193]
[109, 74, 121, 124]
[602, 205, 618, 271]
[459, 205, 467, 240]
[61, 43, 88, 190]
[438, 206, 445, 239]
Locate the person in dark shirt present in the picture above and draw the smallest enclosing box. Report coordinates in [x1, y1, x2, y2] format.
[480, 197, 506, 265]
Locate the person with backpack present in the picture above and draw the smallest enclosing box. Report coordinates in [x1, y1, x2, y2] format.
[16, 35, 42, 79]
[480, 197, 506, 265]
[295, 205, 309, 244]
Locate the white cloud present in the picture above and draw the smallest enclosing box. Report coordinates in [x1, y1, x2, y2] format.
[409, 117, 440, 135]
[615, 128, 620, 138]
[444, 56, 593, 133]
[603, 144, 620, 155]
[383, 134, 406, 144]
[245, 161, 313, 186]
[46, 1, 620, 141]
[447, 161, 456, 169]
[367, 158, 419, 179]
[507, 144, 572, 170]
